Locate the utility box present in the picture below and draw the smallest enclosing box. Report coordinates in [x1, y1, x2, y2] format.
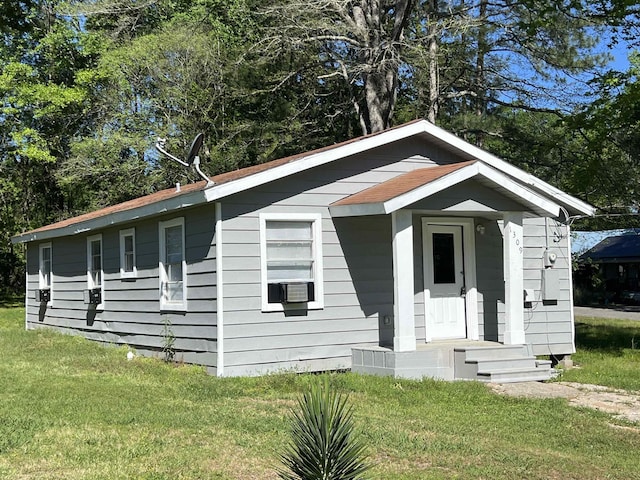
[542, 268, 560, 301]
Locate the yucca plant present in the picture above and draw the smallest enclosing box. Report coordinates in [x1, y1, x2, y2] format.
[279, 379, 371, 480]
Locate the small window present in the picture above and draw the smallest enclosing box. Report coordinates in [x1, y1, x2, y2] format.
[159, 217, 186, 310]
[119, 228, 137, 278]
[260, 213, 324, 312]
[38, 243, 52, 303]
[86, 234, 104, 307]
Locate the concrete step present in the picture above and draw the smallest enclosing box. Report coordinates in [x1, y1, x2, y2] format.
[465, 356, 537, 371]
[453, 344, 553, 383]
[476, 367, 553, 383]
[454, 345, 528, 362]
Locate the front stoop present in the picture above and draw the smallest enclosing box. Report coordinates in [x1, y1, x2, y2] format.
[454, 345, 552, 383]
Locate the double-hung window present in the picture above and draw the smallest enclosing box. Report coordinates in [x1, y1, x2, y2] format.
[159, 217, 186, 310]
[260, 213, 323, 311]
[119, 228, 137, 278]
[86, 234, 104, 307]
[38, 243, 52, 303]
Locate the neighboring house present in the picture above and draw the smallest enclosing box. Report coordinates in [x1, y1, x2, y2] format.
[12, 120, 595, 382]
[576, 233, 640, 304]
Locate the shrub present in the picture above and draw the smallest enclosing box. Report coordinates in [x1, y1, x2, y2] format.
[279, 379, 371, 480]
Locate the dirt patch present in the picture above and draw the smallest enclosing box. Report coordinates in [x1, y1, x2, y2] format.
[489, 382, 640, 425]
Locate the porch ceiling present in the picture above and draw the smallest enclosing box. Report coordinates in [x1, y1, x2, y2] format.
[329, 161, 561, 218]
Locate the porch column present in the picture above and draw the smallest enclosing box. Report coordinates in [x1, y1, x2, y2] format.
[503, 212, 526, 344]
[392, 210, 416, 352]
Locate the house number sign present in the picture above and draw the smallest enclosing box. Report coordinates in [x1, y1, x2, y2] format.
[512, 230, 523, 254]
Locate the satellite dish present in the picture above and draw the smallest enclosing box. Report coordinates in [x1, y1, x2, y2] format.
[155, 133, 213, 187]
[186, 132, 204, 166]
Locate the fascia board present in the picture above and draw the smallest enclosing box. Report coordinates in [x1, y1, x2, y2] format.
[12, 189, 208, 244]
[204, 122, 429, 203]
[329, 203, 387, 217]
[382, 164, 480, 213]
[381, 163, 559, 216]
[420, 121, 596, 216]
[475, 164, 561, 217]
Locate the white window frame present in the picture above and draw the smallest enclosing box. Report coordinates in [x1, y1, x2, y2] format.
[39, 243, 53, 304]
[119, 228, 137, 278]
[259, 213, 324, 312]
[86, 234, 104, 309]
[159, 217, 187, 311]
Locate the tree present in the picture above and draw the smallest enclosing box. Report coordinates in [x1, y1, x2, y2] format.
[0, 0, 98, 295]
[255, 0, 416, 134]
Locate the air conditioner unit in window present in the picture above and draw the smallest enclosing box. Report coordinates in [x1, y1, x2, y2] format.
[84, 288, 102, 305]
[37, 288, 50, 303]
[268, 282, 315, 304]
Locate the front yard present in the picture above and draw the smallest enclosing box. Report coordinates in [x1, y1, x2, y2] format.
[0, 307, 638, 479]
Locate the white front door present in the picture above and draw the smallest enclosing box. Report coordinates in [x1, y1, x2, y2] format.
[423, 222, 467, 340]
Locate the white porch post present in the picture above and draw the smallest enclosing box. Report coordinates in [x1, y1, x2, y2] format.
[392, 210, 416, 351]
[503, 212, 526, 345]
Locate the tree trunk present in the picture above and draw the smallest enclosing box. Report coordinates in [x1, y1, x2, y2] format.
[426, 0, 439, 123]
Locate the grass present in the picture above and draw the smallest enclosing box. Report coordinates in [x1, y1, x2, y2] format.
[558, 315, 640, 391]
[1, 307, 639, 479]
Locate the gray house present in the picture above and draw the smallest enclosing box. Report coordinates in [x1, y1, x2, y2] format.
[13, 120, 595, 381]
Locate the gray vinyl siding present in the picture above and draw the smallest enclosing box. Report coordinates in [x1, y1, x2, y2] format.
[472, 217, 573, 356]
[25, 204, 218, 372]
[23, 136, 576, 377]
[521, 217, 574, 356]
[220, 142, 442, 376]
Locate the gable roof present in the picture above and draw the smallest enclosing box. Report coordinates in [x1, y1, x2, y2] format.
[12, 119, 595, 243]
[580, 234, 640, 263]
[329, 161, 561, 217]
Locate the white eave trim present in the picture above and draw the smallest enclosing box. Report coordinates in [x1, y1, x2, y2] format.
[13, 119, 593, 244]
[12, 189, 208, 244]
[419, 121, 595, 216]
[203, 122, 430, 203]
[330, 163, 561, 218]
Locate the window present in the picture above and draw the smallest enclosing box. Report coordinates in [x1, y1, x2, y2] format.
[38, 243, 52, 303]
[86, 234, 104, 307]
[119, 228, 137, 278]
[260, 213, 324, 311]
[159, 217, 186, 310]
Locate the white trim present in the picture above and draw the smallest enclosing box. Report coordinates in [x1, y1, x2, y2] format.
[567, 224, 576, 354]
[204, 122, 429, 205]
[502, 212, 525, 344]
[12, 189, 208, 244]
[12, 120, 594, 245]
[330, 163, 561, 218]
[159, 217, 187, 311]
[215, 203, 224, 376]
[418, 121, 596, 216]
[259, 212, 324, 312]
[119, 228, 137, 278]
[38, 242, 53, 306]
[392, 210, 417, 351]
[24, 245, 29, 330]
[86, 234, 104, 309]
[421, 217, 479, 342]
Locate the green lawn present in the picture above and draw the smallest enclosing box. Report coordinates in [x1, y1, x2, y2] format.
[1, 307, 639, 479]
[559, 315, 640, 391]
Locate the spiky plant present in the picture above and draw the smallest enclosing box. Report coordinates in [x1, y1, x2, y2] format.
[279, 379, 371, 480]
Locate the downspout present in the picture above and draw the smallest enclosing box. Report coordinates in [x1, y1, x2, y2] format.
[215, 202, 224, 376]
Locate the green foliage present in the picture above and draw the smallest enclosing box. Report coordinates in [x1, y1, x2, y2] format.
[279, 380, 371, 480]
[161, 315, 176, 363]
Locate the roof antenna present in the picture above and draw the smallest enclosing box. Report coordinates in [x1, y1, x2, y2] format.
[155, 133, 214, 187]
